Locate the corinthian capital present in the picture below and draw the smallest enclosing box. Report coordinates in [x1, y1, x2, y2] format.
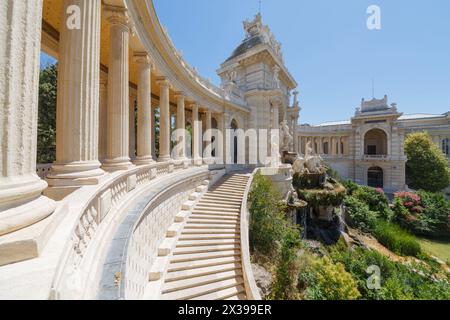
[103, 5, 130, 29]
[133, 52, 154, 68]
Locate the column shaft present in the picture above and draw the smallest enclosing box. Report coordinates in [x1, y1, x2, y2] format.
[129, 94, 136, 160]
[175, 93, 186, 160]
[157, 77, 171, 162]
[48, 0, 104, 188]
[102, 7, 133, 171]
[98, 77, 108, 162]
[192, 103, 202, 165]
[134, 54, 154, 165]
[205, 110, 212, 161]
[0, 0, 55, 237]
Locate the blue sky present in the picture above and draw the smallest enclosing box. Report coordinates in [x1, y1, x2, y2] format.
[153, 0, 450, 124]
[41, 0, 450, 124]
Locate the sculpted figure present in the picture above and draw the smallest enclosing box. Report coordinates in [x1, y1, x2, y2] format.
[280, 120, 293, 151]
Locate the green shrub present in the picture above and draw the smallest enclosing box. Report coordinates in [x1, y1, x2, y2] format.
[353, 186, 391, 219]
[298, 254, 361, 300]
[248, 173, 287, 257]
[343, 180, 360, 196]
[271, 227, 302, 300]
[343, 196, 378, 232]
[405, 132, 450, 192]
[392, 190, 450, 237]
[373, 220, 421, 257]
[328, 246, 450, 300]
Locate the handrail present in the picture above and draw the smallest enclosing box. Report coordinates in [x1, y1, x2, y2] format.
[240, 168, 262, 300]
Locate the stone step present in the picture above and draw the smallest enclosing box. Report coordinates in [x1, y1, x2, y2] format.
[197, 199, 243, 206]
[158, 237, 177, 256]
[189, 215, 239, 222]
[184, 224, 240, 230]
[165, 262, 242, 283]
[170, 251, 241, 264]
[162, 270, 244, 294]
[173, 244, 241, 255]
[181, 229, 239, 235]
[202, 192, 244, 199]
[166, 223, 183, 238]
[161, 277, 244, 300]
[223, 293, 247, 300]
[191, 209, 240, 217]
[167, 257, 241, 273]
[210, 185, 246, 192]
[178, 234, 240, 241]
[196, 202, 242, 209]
[186, 219, 239, 226]
[192, 285, 246, 300]
[194, 207, 240, 213]
[174, 210, 191, 222]
[175, 239, 240, 248]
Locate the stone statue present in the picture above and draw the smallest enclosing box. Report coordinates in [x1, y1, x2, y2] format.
[280, 120, 293, 151]
[292, 156, 305, 174]
[306, 141, 323, 173]
[272, 65, 280, 89]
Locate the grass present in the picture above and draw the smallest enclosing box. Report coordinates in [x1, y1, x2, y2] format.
[417, 237, 450, 263]
[373, 220, 421, 257]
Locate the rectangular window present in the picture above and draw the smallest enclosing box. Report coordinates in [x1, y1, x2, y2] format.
[367, 145, 377, 155]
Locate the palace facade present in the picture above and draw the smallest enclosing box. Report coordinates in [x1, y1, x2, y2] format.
[295, 96, 450, 193]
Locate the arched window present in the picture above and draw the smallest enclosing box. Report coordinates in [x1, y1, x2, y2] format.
[364, 129, 388, 155]
[368, 166, 383, 188]
[442, 138, 450, 158]
[323, 142, 329, 155]
[231, 119, 238, 164]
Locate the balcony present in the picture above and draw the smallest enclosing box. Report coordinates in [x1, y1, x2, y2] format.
[363, 154, 389, 161]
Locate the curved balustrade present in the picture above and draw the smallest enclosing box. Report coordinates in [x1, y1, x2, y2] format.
[239, 169, 262, 300]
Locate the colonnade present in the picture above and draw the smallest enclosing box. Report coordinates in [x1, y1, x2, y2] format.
[0, 1, 228, 241]
[298, 136, 349, 156]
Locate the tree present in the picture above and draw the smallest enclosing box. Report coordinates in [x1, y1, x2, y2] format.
[405, 132, 450, 192]
[37, 63, 57, 164]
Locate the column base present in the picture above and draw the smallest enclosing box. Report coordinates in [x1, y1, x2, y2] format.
[157, 155, 172, 163]
[0, 198, 63, 266]
[193, 158, 203, 166]
[133, 156, 155, 166]
[102, 157, 135, 172]
[46, 161, 106, 200]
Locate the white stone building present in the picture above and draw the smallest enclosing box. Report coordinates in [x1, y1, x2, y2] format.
[296, 95, 450, 193]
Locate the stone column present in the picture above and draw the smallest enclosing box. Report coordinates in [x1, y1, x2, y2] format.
[102, 6, 134, 171]
[157, 77, 171, 162]
[47, 0, 104, 195]
[271, 104, 280, 165]
[215, 112, 225, 164]
[0, 0, 56, 259]
[191, 103, 202, 166]
[129, 93, 136, 160]
[204, 110, 213, 162]
[151, 106, 157, 160]
[98, 77, 108, 162]
[174, 92, 186, 160]
[134, 53, 154, 165]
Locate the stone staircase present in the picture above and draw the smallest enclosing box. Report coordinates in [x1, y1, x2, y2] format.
[151, 173, 250, 300]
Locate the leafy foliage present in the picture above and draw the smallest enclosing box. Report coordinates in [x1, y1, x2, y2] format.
[37, 63, 57, 164]
[298, 254, 361, 300]
[373, 220, 421, 257]
[392, 190, 450, 237]
[353, 186, 391, 219]
[343, 196, 378, 232]
[328, 246, 450, 300]
[405, 132, 450, 192]
[248, 172, 288, 257]
[271, 227, 302, 300]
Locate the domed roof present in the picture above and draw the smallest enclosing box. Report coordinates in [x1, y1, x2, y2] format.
[225, 34, 265, 62]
